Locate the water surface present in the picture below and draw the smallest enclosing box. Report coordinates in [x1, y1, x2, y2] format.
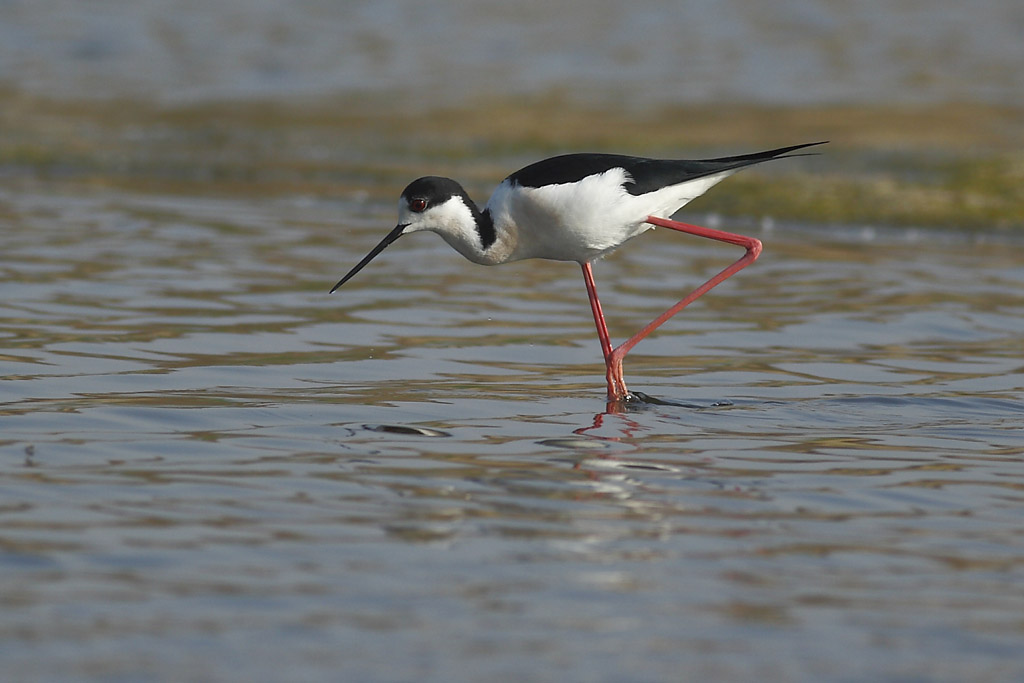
[2, 182, 1022, 681]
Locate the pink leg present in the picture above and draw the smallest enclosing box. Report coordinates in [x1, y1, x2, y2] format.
[603, 215, 763, 401]
[580, 262, 628, 400]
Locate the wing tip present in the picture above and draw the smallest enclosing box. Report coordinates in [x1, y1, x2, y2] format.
[721, 140, 830, 163]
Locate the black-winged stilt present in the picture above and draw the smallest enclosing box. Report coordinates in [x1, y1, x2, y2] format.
[332, 142, 825, 402]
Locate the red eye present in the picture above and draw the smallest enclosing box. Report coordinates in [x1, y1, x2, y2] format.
[409, 198, 427, 212]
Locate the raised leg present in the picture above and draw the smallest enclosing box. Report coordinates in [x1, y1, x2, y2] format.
[603, 215, 763, 401]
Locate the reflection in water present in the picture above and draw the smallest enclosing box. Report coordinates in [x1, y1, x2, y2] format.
[1, 183, 1023, 681]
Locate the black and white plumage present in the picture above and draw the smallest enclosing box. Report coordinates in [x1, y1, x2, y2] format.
[332, 142, 824, 401]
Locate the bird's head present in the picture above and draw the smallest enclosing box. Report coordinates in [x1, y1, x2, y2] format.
[396, 176, 475, 236]
[330, 176, 481, 293]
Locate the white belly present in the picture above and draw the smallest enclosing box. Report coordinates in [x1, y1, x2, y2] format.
[485, 167, 734, 264]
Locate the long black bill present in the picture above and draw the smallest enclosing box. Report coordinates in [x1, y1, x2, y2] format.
[329, 223, 407, 293]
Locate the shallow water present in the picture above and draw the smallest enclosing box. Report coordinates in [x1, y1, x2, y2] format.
[2, 182, 1023, 681]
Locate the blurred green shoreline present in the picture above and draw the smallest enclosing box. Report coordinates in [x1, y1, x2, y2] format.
[2, 89, 1022, 230]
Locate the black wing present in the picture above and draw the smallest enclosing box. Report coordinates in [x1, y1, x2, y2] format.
[507, 141, 826, 196]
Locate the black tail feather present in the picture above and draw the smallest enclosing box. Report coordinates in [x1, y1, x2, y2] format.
[701, 141, 829, 165]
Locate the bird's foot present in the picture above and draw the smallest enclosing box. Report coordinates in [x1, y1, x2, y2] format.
[604, 356, 631, 402]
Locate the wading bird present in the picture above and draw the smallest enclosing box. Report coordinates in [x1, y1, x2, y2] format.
[332, 142, 824, 401]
